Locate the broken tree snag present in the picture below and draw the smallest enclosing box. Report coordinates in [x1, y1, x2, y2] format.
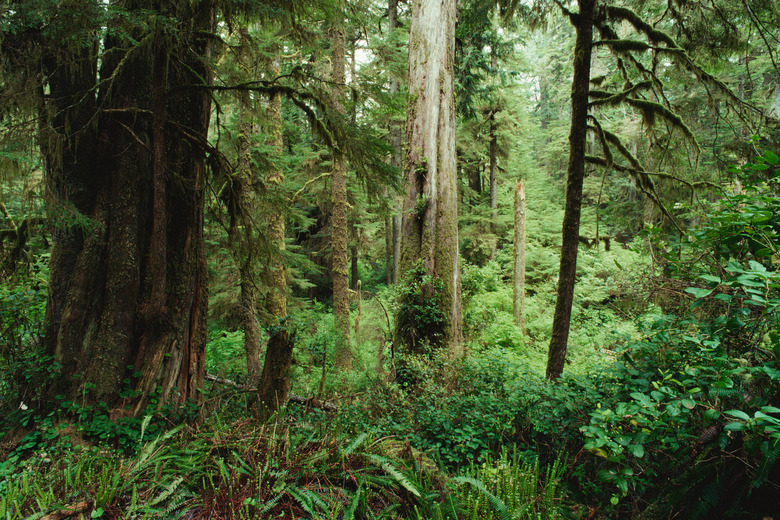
[256, 329, 294, 421]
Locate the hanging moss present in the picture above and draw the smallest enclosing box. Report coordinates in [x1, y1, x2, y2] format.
[625, 97, 699, 150]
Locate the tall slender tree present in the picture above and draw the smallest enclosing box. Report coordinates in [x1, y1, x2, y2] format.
[546, 0, 596, 380]
[256, 42, 293, 419]
[329, 4, 352, 369]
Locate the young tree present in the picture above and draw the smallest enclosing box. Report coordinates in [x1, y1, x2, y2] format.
[544, 0, 754, 379]
[545, 0, 596, 380]
[397, 0, 463, 354]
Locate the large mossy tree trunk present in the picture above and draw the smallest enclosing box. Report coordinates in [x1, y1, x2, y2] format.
[42, 2, 214, 414]
[546, 0, 596, 380]
[398, 0, 462, 355]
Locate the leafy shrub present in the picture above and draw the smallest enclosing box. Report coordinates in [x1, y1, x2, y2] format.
[395, 262, 447, 353]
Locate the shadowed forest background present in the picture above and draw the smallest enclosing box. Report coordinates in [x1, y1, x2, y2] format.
[1, 0, 779, 518]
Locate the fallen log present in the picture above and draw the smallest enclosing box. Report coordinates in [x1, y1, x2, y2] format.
[205, 373, 337, 412]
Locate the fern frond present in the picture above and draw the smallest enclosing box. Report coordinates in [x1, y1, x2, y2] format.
[451, 476, 512, 520]
[366, 454, 421, 498]
[342, 433, 368, 458]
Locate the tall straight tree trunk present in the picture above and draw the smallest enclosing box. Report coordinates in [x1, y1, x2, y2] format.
[42, 2, 214, 413]
[398, 0, 462, 354]
[234, 91, 262, 385]
[513, 180, 526, 332]
[388, 0, 403, 285]
[488, 51, 499, 259]
[349, 41, 360, 293]
[257, 49, 292, 419]
[546, 0, 596, 380]
[350, 220, 359, 290]
[330, 13, 352, 369]
[230, 28, 261, 385]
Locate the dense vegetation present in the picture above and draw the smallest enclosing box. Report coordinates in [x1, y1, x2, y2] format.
[1, 0, 779, 518]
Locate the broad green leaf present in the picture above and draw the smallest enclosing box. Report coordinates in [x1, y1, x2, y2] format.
[763, 150, 779, 165]
[724, 410, 750, 421]
[628, 444, 644, 458]
[684, 287, 713, 298]
[616, 477, 628, 495]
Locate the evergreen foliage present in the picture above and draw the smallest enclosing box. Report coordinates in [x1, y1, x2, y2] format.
[1, 0, 779, 517]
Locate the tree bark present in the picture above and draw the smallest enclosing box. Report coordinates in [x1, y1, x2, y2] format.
[513, 180, 526, 332]
[230, 29, 262, 385]
[546, 0, 596, 380]
[398, 0, 462, 355]
[330, 14, 352, 369]
[488, 51, 499, 259]
[257, 48, 292, 420]
[257, 330, 292, 419]
[388, 0, 403, 285]
[42, 2, 214, 413]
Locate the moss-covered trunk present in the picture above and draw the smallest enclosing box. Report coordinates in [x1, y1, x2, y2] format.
[388, 0, 404, 286]
[257, 51, 292, 419]
[398, 0, 462, 355]
[231, 61, 262, 384]
[330, 15, 352, 370]
[546, 0, 596, 380]
[42, 2, 214, 414]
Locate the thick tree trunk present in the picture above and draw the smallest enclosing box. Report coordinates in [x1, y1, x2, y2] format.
[330, 16, 352, 369]
[257, 330, 292, 419]
[546, 0, 596, 380]
[513, 180, 526, 332]
[398, 0, 462, 355]
[385, 215, 394, 285]
[43, 2, 213, 414]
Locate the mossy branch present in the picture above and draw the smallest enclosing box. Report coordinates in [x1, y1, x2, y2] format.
[585, 155, 685, 235]
[589, 80, 653, 107]
[605, 6, 679, 48]
[624, 98, 699, 152]
[588, 116, 614, 170]
[593, 39, 652, 53]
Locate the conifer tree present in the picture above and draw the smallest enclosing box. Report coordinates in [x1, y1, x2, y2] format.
[397, 0, 462, 354]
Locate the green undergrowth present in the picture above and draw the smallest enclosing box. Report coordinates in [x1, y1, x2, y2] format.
[1, 410, 571, 520]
